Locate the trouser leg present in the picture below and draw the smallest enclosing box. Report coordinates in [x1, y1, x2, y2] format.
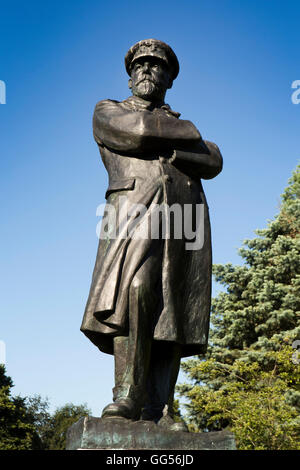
[112, 271, 155, 406]
[142, 341, 181, 422]
[104, 249, 161, 418]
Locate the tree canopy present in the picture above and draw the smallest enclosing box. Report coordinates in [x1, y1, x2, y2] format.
[178, 165, 300, 450]
[0, 365, 41, 450]
[0, 365, 90, 450]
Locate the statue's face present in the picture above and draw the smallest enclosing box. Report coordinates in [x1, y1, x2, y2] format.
[129, 56, 172, 102]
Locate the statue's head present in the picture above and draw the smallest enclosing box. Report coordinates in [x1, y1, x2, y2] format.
[125, 39, 179, 102]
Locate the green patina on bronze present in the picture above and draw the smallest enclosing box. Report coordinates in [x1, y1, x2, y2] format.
[66, 416, 236, 450]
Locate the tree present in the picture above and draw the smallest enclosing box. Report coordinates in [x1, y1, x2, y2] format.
[0, 365, 41, 450]
[41, 403, 90, 450]
[178, 165, 300, 449]
[0, 366, 90, 450]
[25, 398, 91, 450]
[25, 395, 51, 449]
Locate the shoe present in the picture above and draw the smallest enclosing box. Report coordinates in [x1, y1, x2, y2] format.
[101, 397, 140, 420]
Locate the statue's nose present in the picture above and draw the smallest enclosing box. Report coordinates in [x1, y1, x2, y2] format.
[142, 62, 151, 72]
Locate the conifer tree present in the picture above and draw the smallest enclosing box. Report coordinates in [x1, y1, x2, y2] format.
[178, 165, 300, 449]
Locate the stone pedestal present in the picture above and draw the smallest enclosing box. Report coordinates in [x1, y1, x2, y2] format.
[66, 416, 236, 450]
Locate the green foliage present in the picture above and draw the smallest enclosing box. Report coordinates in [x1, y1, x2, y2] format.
[0, 365, 41, 450]
[178, 165, 300, 449]
[42, 403, 90, 450]
[0, 366, 90, 450]
[180, 347, 300, 449]
[24, 395, 52, 449]
[24, 397, 90, 449]
[172, 398, 186, 424]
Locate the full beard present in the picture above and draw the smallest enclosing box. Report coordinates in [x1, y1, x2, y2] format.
[132, 79, 159, 100]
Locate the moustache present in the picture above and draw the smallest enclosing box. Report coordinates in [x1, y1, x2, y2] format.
[135, 77, 156, 86]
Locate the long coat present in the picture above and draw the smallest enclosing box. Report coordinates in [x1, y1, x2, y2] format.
[81, 95, 222, 358]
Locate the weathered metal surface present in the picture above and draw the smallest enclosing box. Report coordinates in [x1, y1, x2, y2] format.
[80, 38, 223, 423]
[66, 417, 236, 451]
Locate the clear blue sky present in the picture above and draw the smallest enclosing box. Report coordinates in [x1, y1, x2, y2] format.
[1, 0, 299, 415]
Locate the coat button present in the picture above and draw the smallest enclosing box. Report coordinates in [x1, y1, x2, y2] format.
[187, 180, 192, 187]
[164, 175, 172, 183]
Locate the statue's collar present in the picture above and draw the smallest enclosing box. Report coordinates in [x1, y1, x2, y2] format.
[123, 95, 181, 118]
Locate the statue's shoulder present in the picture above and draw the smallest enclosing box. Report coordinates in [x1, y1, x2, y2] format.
[95, 96, 149, 114]
[94, 99, 121, 113]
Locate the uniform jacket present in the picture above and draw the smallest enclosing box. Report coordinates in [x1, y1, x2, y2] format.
[81, 95, 223, 357]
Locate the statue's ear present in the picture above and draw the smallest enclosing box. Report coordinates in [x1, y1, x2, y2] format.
[128, 78, 132, 90]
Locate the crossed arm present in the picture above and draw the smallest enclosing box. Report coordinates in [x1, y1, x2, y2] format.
[93, 99, 223, 179]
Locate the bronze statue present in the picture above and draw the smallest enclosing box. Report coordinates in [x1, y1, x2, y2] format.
[81, 39, 222, 430]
